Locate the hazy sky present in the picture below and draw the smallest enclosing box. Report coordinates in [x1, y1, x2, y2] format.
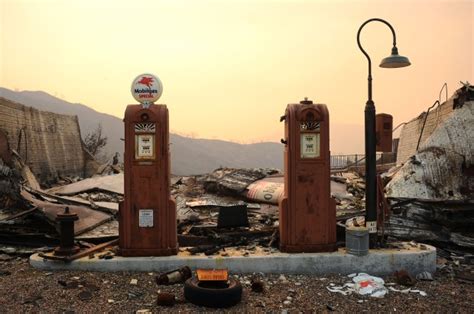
[1, 0, 472, 152]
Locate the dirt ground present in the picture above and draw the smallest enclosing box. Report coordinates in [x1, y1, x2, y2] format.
[0, 256, 473, 313]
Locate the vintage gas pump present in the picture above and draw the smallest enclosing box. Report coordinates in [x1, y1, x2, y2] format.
[279, 98, 336, 253]
[119, 74, 178, 256]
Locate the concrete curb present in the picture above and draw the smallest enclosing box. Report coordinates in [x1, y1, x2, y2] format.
[30, 244, 436, 276]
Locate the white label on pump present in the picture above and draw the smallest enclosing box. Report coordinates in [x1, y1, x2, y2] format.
[300, 133, 320, 158]
[366, 221, 377, 233]
[139, 209, 154, 227]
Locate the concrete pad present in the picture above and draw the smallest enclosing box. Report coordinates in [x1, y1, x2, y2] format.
[30, 244, 436, 276]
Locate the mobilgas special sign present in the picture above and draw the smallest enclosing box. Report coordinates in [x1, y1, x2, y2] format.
[131, 73, 163, 105]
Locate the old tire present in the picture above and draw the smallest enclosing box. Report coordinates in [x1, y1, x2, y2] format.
[184, 277, 242, 308]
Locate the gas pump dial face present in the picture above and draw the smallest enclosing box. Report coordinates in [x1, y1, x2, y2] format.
[301, 133, 320, 158]
[300, 120, 320, 158]
[135, 134, 155, 159]
[134, 122, 156, 160]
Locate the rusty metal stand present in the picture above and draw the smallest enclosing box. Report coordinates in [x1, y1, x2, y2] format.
[53, 207, 80, 256]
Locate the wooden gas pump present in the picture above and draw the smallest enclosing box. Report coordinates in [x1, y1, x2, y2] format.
[119, 74, 177, 256]
[279, 98, 337, 253]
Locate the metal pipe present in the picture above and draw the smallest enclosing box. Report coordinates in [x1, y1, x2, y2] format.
[439, 82, 448, 104]
[416, 100, 440, 151]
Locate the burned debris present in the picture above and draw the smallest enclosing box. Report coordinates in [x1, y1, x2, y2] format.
[1, 157, 370, 258]
[0, 97, 100, 186]
[386, 198, 474, 248]
[385, 85, 474, 250]
[0, 156, 24, 211]
[5, 154, 472, 259]
[156, 266, 192, 285]
[202, 167, 279, 195]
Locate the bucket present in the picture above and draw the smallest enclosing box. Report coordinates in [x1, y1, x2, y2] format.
[346, 226, 369, 256]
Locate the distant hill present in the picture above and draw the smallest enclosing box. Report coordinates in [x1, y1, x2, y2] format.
[0, 87, 284, 175]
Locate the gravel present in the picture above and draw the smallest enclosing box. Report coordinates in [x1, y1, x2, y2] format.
[0, 257, 473, 312]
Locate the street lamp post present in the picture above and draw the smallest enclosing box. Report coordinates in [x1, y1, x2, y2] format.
[357, 18, 411, 248]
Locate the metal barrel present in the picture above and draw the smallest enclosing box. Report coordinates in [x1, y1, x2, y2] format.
[346, 226, 369, 256]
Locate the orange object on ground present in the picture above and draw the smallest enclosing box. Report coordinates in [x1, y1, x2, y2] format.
[196, 269, 229, 282]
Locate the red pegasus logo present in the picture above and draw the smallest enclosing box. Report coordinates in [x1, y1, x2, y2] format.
[137, 76, 154, 88]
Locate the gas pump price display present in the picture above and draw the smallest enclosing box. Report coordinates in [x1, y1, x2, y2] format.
[301, 133, 320, 158]
[134, 122, 156, 159]
[300, 120, 321, 159]
[135, 134, 155, 159]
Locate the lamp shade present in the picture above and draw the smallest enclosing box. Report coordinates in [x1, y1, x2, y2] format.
[380, 54, 411, 68]
[379, 46, 411, 68]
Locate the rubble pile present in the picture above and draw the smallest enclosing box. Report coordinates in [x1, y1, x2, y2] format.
[334, 173, 365, 214]
[0, 164, 371, 256]
[387, 104, 473, 201]
[95, 163, 123, 176]
[385, 86, 474, 250]
[173, 169, 282, 255]
[202, 167, 280, 195]
[170, 167, 369, 256]
[387, 199, 474, 248]
[0, 131, 32, 210]
[0, 158, 60, 253]
[0, 158, 23, 210]
[0, 147, 119, 254]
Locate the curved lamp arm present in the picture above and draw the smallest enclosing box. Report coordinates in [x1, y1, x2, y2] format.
[357, 18, 398, 101]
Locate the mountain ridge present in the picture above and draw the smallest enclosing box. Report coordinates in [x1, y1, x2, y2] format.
[0, 87, 284, 175]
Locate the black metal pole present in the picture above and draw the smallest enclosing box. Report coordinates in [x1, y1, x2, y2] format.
[357, 18, 398, 248]
[364, 65, 377, 248]
[365, 98, 377, 248]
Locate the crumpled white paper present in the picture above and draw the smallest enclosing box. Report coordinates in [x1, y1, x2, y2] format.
[326, 273, 427, 298]
[352, 273, 388, 298]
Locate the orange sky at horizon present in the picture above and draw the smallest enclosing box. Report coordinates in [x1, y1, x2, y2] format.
[0, 0, 472, 152]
